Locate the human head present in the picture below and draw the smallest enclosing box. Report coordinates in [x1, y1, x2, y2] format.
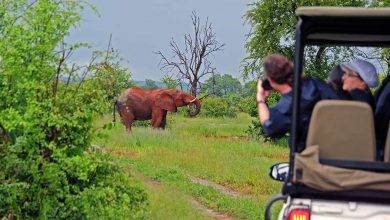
[341, 59, 378, 92]
[263, 54, 294, 86]
[327, 64, 344, 90]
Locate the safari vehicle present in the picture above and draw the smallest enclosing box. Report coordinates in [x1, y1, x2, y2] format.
[265, 7, 390, 220]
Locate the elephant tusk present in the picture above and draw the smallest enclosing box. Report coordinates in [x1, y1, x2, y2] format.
[189, 97, 197, 103]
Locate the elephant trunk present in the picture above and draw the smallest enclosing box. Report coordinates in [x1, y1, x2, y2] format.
[189, 98, 201, 117]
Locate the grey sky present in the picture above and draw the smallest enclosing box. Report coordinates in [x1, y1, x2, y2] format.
[69, 0, 250, 81]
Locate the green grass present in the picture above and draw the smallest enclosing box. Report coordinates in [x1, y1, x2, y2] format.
[94, 113, 289, 219]
[146, 180, 210, 220]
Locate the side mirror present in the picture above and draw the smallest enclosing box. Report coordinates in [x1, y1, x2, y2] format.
[269, 162, 289, 182]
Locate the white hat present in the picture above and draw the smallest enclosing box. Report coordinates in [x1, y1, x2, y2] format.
[341, 59, 378, 87]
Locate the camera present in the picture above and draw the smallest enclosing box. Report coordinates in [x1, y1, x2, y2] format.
[262, 79, 273, 91]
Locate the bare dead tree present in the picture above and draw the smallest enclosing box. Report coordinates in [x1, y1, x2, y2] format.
[156, 11, 225, 96]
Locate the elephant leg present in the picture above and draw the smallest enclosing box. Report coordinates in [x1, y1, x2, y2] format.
[119, 106, 134, 132]
[151, 109, 166, 129]
[160, 111, 168, 129]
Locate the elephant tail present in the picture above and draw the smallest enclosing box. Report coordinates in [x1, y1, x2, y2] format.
[113, 100, 117, 125]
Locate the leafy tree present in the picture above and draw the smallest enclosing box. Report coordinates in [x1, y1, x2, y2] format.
[220, 74, 242, 96]
[371, 0, 390, 75]
[94, 49, 135, 102]
[200, 73, 222, 96]
[0, 0, 147, 218]
[200, 74, 242, 97]
[142, 79, 159, 90]
[157, 11, 225, 96]
[243, 0, 368, 79]
[161, 74, 179, 89]
[238, 96, 257, 116]
[241, 80, 257, 98]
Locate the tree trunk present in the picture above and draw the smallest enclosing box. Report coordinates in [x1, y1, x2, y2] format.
[191, 80, 198, 97]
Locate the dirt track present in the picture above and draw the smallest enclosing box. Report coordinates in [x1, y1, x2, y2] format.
[133, 172, 236, 220]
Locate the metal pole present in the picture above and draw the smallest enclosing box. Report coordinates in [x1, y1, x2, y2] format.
[288, 17, 304, 184]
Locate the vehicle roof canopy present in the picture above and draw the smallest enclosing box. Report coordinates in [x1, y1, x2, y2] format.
[296, 7, 390, 46]
[297, 7, 390, 17]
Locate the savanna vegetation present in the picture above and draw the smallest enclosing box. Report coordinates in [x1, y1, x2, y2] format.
[95, 113, 289, 219]
[2, 0, 390, 219]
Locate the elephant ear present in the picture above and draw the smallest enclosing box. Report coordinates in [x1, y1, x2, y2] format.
[155, 93, 177, 112]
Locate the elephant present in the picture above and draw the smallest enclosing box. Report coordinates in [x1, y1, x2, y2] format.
[114, 87, 201, 131]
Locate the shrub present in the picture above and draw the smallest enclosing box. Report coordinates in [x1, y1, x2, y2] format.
[225, 93, 242, 107]
[0, 1, 147, 218]
[237, 92, 281, 117]
[265, 92, 281, 106]
[176, 107, 191, 116]
[243, 92, 282, 141]
[132, 114, 175, 130]
[245, 120, 274, 142]
[133, 120, 152, 127]
[238, 96, 258, 117]
[200, 97, 237, 118]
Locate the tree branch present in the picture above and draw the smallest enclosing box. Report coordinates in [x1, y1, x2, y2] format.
[157, 11, 224, 96]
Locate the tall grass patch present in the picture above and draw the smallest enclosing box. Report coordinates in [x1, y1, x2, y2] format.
[95, 113, 289, 219]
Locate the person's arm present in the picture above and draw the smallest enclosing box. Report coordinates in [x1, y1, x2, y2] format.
[256, 80, 270, 124]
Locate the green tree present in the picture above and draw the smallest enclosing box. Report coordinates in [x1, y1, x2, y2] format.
[0, 0, 147, 218]
[94, 49, 135, 102]
[200, 74, 242, 97]
[241, 80, 257, 98]
[220, 74, 242, 96]
[143, 79, 159, 90]
[161, 74, 179, 89]
[201, 74, 223, 96]
[371, 0, 390, 75]
[243, 0, 368, 79]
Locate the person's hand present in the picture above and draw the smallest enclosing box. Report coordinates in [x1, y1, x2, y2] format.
[256, 80, 270, 102]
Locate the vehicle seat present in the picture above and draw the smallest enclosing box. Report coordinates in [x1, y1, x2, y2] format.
[384, 122, 390, 162]
[306, 100, 376, 161]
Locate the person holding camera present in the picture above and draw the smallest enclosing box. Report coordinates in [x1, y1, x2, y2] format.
[256, 54, 337, 152]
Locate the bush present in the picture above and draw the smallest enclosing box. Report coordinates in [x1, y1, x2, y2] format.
[237, 92, 281, 118]
[133, 120, 152, 127]
[238, 96, 258, 117]
[0, 1, 148, 219]
[266, 92, 281, 106]
[176, 107, 191, 116]
[243, 92, 282, 141]
[200, 97, 237, 118]
[245, 120, 274, 142]
[0, 151, 148, 219]
[132, 114, 175, 130]
[225, 93, 242, 107]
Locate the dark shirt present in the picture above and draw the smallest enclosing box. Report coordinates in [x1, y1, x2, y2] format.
[262, 77, 337, 152]
[348, 89, 375, 110]
[374, 76, 390, 160]
[327, 83, 351, 100]
[311, 77, 342, 100]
